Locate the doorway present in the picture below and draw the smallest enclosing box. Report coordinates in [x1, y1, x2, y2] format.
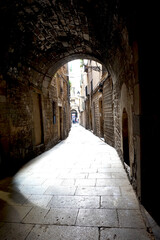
[89, 109, 92, 130]
[122, 108, 130, 166]
[99, 98, 104, 138]
[93, 102, 96, 135]
[58, 107, 63, 140]
[32, 92, 44, 146]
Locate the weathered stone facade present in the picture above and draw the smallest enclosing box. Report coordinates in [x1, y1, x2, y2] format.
[80, 61, 115, 147]
[0, 0, 159, 225]
[80, 60, 103, 136]
[0, 64, 70, 175]
[80, 55, 145, 216]
[103, 77, 114, 146]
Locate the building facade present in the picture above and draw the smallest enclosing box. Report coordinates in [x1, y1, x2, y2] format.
[69, 60, 81, 123]
[80, 60, 104, 136]
[80, 59, 134, 194]
[0, 64, 70, 175]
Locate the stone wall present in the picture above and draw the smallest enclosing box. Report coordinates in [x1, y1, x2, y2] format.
[108, 25, 141, 197]
[103, 77, 114, 146]
[79, 23, 140, 200]
[8, 79, 34, 166]
[92, 92, 101, 136]
[0, 65, 70, 176]
[0, 78, 10, 173]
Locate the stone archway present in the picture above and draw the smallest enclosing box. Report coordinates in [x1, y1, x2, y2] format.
[44, 54, 105, 90]
[1, 0, 160, 225]
[71, 109, 78, 123]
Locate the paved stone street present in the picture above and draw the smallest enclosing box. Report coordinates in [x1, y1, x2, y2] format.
[0, 125, 152, 239]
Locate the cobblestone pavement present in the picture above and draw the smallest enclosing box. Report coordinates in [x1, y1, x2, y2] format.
[0, 125, 152, 239]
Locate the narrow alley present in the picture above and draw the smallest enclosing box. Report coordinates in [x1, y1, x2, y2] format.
[0, 125, 152, 240]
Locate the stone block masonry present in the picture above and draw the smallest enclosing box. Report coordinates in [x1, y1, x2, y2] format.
[0, 65, 70, 176]
[103, 77, 114, 146]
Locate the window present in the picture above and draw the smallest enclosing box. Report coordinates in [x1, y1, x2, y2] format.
[52, 101, 56, 124]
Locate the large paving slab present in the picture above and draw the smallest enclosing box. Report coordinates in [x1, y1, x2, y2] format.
[22, 207, 78, 225]
[0, 125, 152, 239]
[48, 195, 100, 208]
[26, 225, 99, 240]
[0, 223, 34, 240]
[100, 228, 152, 240]
[76, 209, 119, 227]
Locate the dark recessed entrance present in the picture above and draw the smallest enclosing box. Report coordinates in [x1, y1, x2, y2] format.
[122, 108, 130, 166]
